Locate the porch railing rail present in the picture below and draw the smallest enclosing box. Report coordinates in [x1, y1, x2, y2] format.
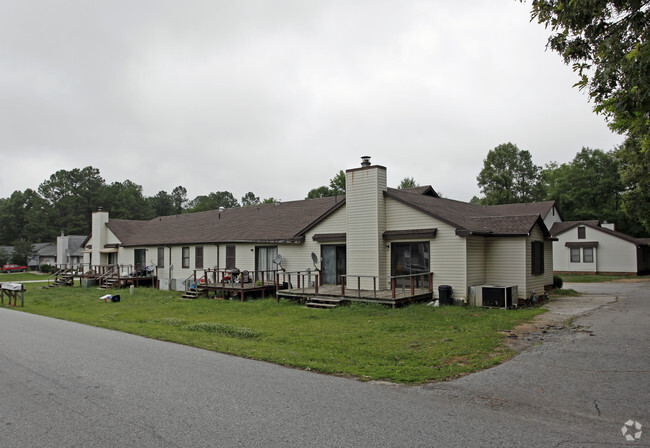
[340, 272, 433, 299]
[275, 270, 320, 295]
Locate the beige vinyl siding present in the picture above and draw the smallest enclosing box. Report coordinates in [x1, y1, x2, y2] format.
[385, 198, 466, 298]
[283, 205, 347, 275]
[526, 225, 547, 296]
[485, 238, 525, 299]
[466, 237, 486, 288]
[346, 168, 386, 288]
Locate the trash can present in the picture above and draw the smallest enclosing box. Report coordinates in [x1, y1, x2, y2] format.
[438, 285, 453, 305]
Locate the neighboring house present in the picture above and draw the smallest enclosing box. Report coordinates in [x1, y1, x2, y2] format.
[29, 242, 57, 269]
[82, 157, 555, 301]
[551, 221, 650, 275]
[56, 234, 87, 267]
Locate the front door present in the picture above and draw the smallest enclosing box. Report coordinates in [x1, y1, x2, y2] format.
[321, 245, 346, 284]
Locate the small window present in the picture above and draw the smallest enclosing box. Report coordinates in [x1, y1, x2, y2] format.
[182, 247, 190, 269]
[157, 247, 164, 268]
[226, 245, 236, 270]
[531, 241, 544, 275]
[577, 226, 586, 239]
[570, 247, 581, 263]
[195, 246, 204, 269]
[583, 247, 594, 263]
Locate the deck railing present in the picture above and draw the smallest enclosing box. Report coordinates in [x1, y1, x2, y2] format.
[275, 270, 321, 294]
[340, 272, 433, 299]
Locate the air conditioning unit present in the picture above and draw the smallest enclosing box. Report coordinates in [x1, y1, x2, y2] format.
[469, 285, 518, 308]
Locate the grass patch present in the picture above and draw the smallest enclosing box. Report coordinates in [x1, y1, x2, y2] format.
[0, 272, 50, 282]
[558, 273, 641, 283]
[7, 286, 544, 384]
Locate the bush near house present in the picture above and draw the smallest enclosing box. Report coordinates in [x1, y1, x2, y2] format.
[39, 264, 57, 274]
[12, 286, 544, 383]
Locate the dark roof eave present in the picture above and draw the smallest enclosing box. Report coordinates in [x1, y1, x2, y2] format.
[118, 237, 305, 247]
[383, 228, 437, 240]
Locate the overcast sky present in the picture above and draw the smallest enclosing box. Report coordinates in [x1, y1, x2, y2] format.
[0, 0, 624, 205]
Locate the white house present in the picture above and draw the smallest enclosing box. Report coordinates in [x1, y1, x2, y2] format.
[83, 157, 556, 301]
[551, 220, 650, 275]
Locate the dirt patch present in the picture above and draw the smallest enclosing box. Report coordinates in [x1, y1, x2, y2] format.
[504, 294, 616, 352]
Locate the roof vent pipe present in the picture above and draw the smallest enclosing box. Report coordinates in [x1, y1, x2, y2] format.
[361, 156, 371, 167]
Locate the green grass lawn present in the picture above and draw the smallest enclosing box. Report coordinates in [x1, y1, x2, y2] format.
[558, 273, 643, 283]
[6, 285, 544, 384]
[0, 272, 50, 282]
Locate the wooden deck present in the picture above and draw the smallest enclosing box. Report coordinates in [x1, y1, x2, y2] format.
[196, 282, 279, 301]
[277, 284, 433, 308]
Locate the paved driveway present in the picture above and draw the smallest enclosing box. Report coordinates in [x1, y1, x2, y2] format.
[0, 282, 648, 447]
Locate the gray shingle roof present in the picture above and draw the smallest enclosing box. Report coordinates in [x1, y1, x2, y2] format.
[106, 196, 345, 246]
[385, 188, 550, 236]
[550, 220, 649, 246]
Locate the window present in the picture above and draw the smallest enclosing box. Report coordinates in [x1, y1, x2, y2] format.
[195, 246, 204, 269]
[531, 241, 544, 275]
[578, 226, 586, 239]
[570, 247, 581, 263]
[157, 247, 164, 268]
[583, 247, 594, 263]
[391, 241, 430, 288]
[182, 247, 190, 269]
[226, 245, 236, 270]
[134, 249, 146, 268]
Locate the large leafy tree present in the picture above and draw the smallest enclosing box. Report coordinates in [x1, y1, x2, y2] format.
[11, 239, 36, 266]
[476, 143, 544, 205]
[38, 167, 106, 235]
[187, 191, 240, 212]
[524, 0, 650, 232]
[241, 192, 260, 207]
[0, 189, 52, 244]
[617, 136, 650, 231]
[543, 148, 624, 218]
[102, 180, 153, 220]
[526, 1, 649, 147]
[306, 170, 346, 199]
[397, 177, 419, 189]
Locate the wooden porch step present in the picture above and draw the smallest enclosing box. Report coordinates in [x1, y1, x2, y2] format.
[182, 289, 200, 299]
[306, 302, 339, 309]
[305, 296, 347, 309]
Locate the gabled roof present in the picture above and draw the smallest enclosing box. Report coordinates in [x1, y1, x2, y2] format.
[401, 185, 439, 197]
[33, 242, 56, 257]
[66, 235, 88, 256]
[486, 201, 558, 220]
[106, 196, 345, 247]
[549, 220, 600, 236]
[551, 220, 649, 246]
[384, 188, 551, 237]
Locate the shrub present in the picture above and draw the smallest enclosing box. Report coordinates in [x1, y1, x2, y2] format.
[40, 264, 56, 273]
[553, 275, 563, 289]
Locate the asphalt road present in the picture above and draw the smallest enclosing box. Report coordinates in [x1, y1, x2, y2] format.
[1, 282, 648, 447]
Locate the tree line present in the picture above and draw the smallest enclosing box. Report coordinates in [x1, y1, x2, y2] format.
[474, 142, 647, 237]
[0, 166, 279, 246]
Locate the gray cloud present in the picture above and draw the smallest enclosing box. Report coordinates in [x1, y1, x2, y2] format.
[0, 1, 623, 204]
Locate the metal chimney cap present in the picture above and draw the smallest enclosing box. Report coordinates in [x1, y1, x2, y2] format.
[361, 156, 371, 167]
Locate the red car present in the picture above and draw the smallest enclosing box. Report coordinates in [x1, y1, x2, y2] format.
[2, 264, 28, 273]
